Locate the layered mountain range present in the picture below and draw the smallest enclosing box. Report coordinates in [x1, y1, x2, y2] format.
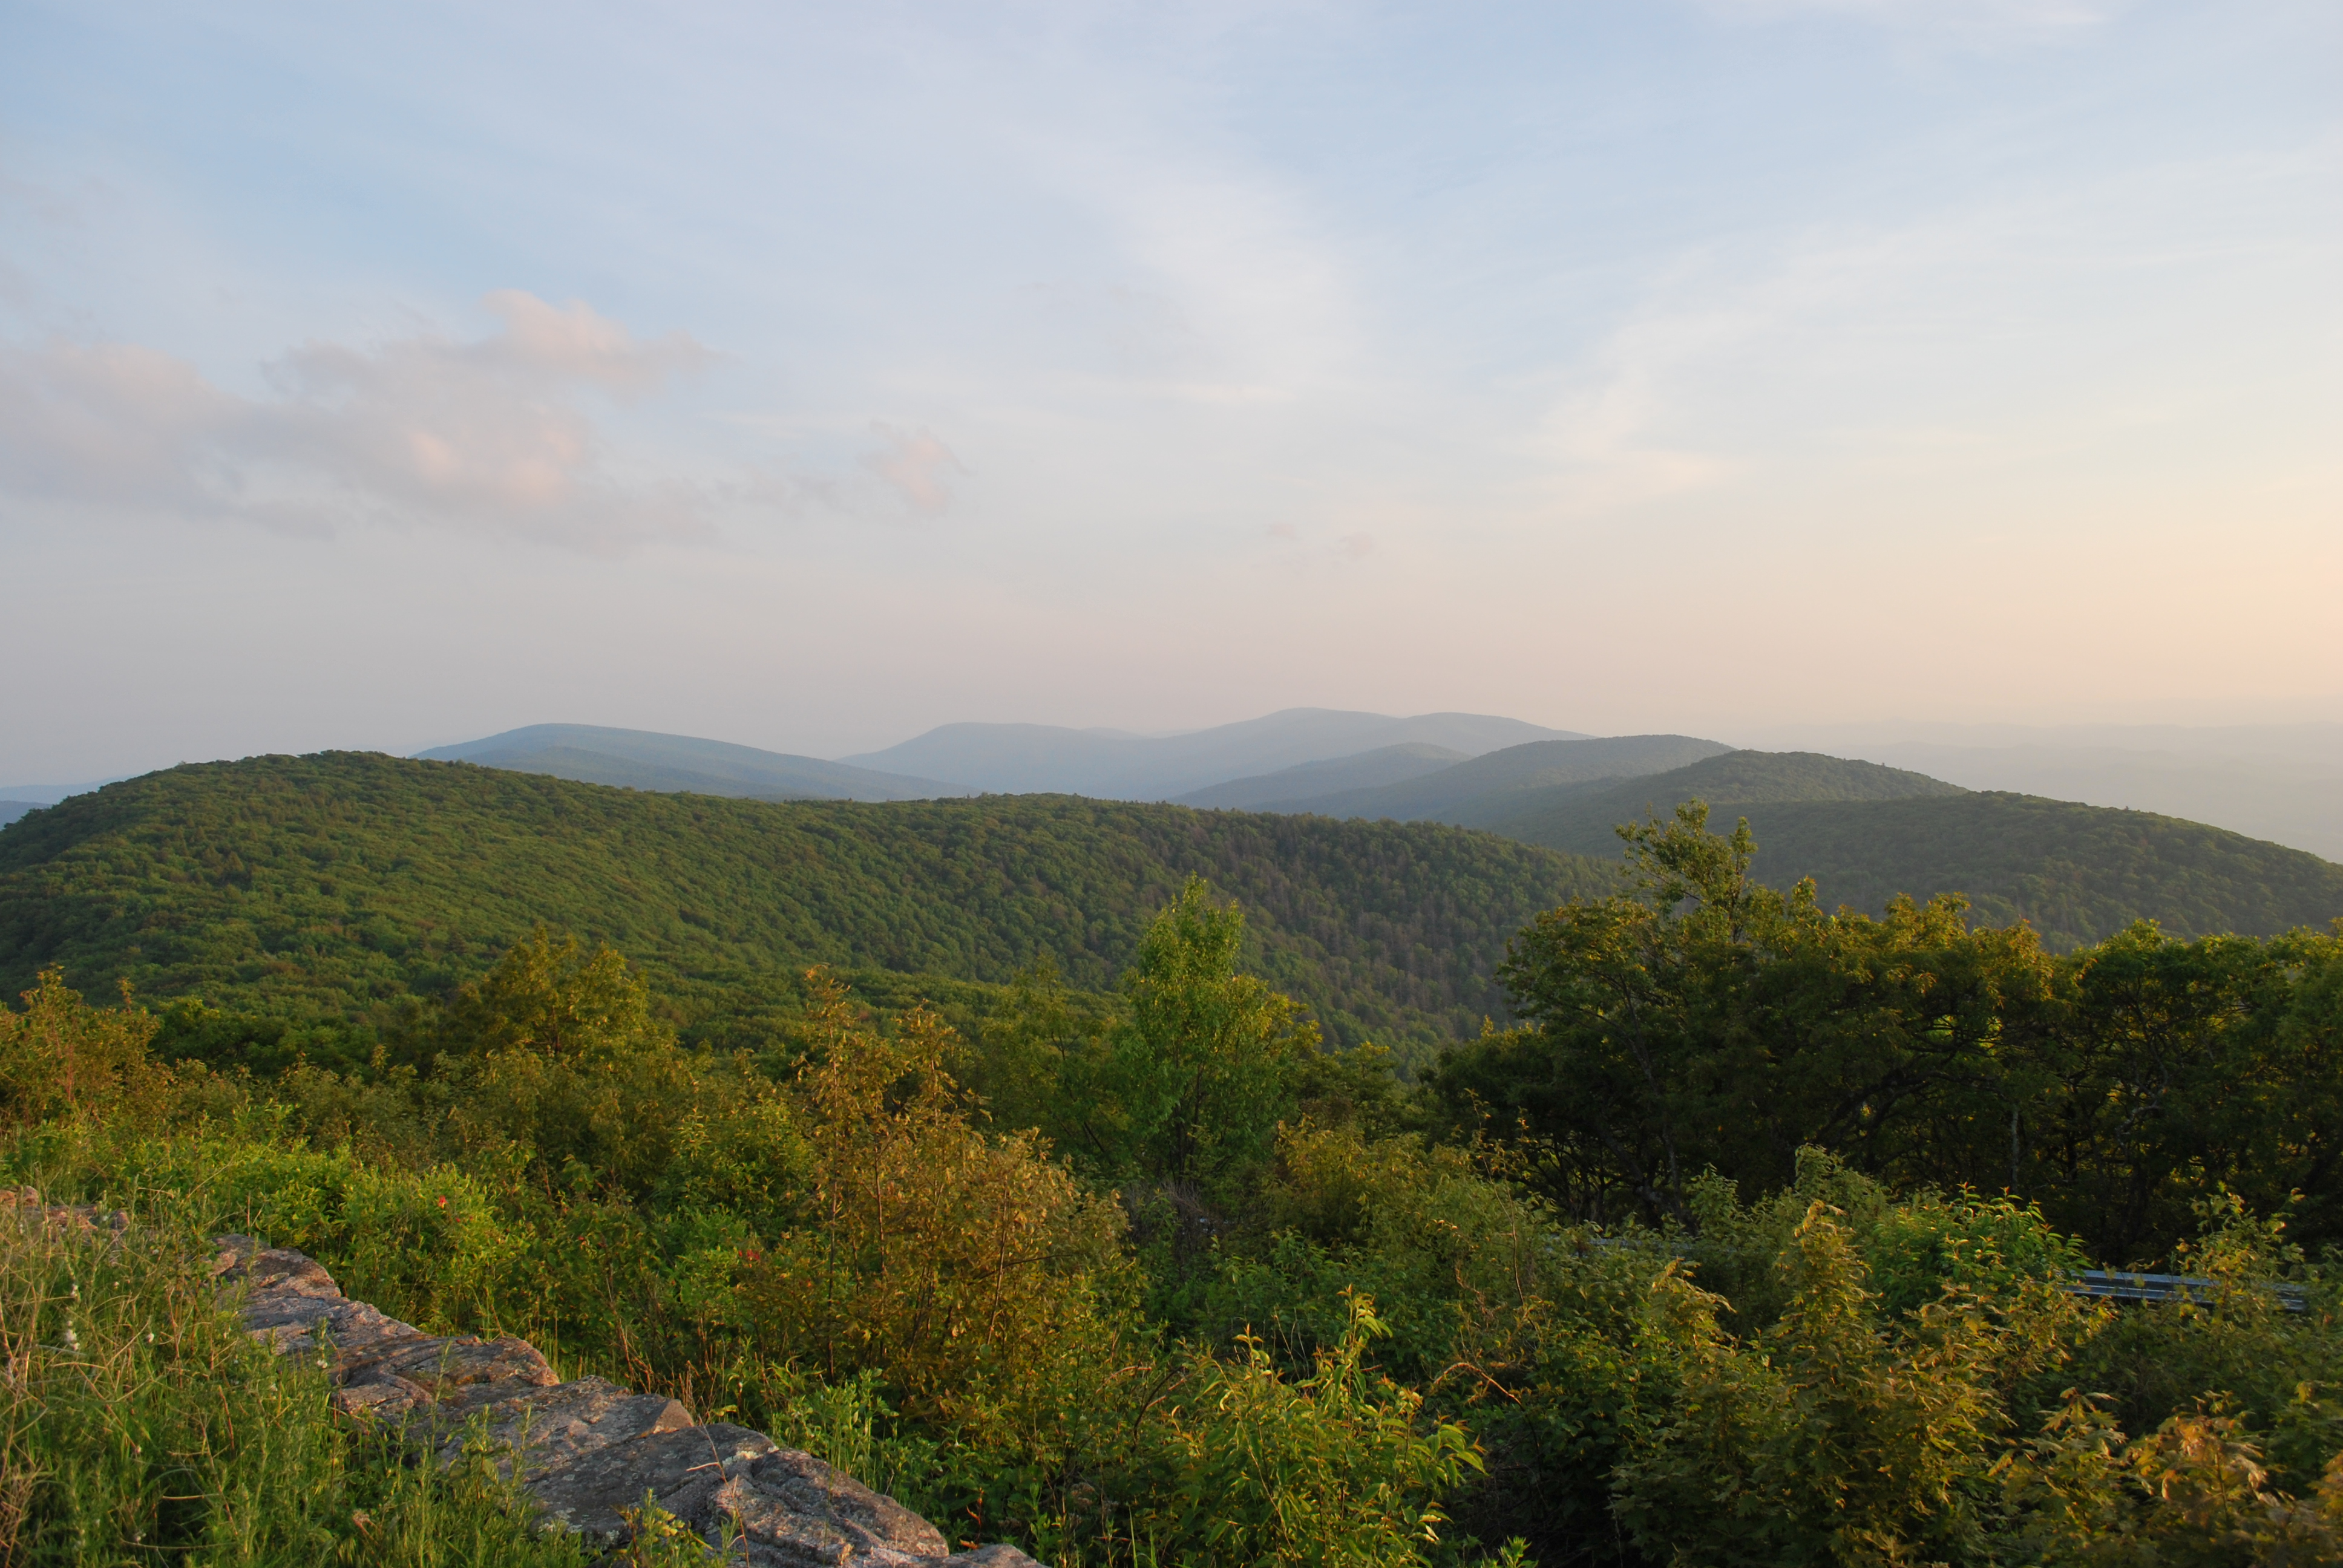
[2, 710, 2334, 1031]
[385, 717, 2343, 949]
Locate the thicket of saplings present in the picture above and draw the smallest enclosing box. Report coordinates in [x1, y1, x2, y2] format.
[4, 804, 2342, 1566]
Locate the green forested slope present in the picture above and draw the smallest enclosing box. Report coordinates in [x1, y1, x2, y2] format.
[1279, 734, 1732, 822]
[0, 752, 1614, 1056]
[1482, 748, 1962, 832]
[1497, 767, 2343, 947]
[1731, 793, 2343, 946]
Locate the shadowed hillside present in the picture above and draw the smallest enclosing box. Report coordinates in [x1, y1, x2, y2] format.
[1266, 734, 1734, 822]
[1173, 742, 1469, 809]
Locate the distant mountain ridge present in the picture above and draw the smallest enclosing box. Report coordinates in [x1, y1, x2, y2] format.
[416, 725, 963, 802]
[1742, 723, 2343, 863]
[1482, 749, 1967, 847]
[1185, 740, 2342, 947]
[843, 708, 1581, 799]
[1476, 750, 2341, 947]
[1174, 743, 1469, 810]
[1250, 734, 1737, 823]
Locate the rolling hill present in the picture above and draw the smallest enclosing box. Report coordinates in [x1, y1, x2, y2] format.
[1270, 734, 1736, 824]
[1487, 751, 2343, 947]
[0, 752, 1617, 1059]
[1173, 743, 1469, 810]
[841, 708, 1580, 798]
[1483, 749, 1965, 843]
[1745, 721, 2343, 860]
[416, 724, 965, 802]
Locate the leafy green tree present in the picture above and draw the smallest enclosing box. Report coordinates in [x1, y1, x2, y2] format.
[1103, 878, 1320, 1197]
[744, 969, 1133, 1458]
[1449, 803, 1794, 1221]
[2027, 926, 2343, 1258]
[1609, 1200, 2061, 1567]
[437, 928, 721, 1196]
[1444, 802, 2059, 1230]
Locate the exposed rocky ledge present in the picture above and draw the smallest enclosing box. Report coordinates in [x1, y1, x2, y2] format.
[5, 1189, 1038, 1567]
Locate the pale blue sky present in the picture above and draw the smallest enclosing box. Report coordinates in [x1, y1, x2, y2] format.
[2, 0, 2336, 779]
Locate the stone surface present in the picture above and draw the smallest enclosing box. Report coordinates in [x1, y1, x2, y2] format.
[704, 1448, 952, 1566]
[445, 1375, 694, 1480]
[526, 1421, 780, 1538]
[10, 1194, 1039, 1563]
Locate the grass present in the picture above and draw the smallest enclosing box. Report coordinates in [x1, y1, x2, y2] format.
[0, 1186, 600, 1568]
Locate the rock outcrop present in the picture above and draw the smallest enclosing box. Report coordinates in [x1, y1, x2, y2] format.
[4, 1190, 1037, 1566]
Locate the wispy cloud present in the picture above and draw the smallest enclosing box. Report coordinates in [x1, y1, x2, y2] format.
[731, 418, 974, 525]
[0, 293, 716, 551]
[860, 422, 968, 517]
[1697, 0, 2128, 45]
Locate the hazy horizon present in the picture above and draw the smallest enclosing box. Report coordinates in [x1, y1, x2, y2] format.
[8, 707, 2340, 864]
[4, 1, 2337, 785]
[10, 709, 2342, 790]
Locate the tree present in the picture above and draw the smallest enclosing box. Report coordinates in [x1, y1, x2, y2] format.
[1103, 878, 1320, 1197]
[0, 967, 164, 1129]
[439, 927, 713, 1195]
[1442, 802, 2054, 1227]
[746, 969, 1130, 1452]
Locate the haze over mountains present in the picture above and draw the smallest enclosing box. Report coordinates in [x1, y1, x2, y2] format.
[361, 710, 2343, 950]
[838, 709, 1578, 799]
[9, 708, 2339, 903]
[1204, 734, 1738, 825]
[415, 725, 968, 803]
[1749, 722, 2343, 862]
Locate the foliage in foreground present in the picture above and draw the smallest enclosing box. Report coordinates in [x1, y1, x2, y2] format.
[3, 835, 2342, 1564]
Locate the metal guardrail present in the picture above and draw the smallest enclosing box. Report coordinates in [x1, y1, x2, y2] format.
[2066, 1270, 2308, 1313]
[1582, 1238, 2313, 1313]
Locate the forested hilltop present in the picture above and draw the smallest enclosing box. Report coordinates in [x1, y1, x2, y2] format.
[0, 751, 1614, 1064]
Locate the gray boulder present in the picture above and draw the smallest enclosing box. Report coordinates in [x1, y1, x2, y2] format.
[196, 1230, 1035, 1563]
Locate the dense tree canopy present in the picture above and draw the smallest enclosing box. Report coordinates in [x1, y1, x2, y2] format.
[1433, 802, 2343, 1259]
[0, 752, 1616, 1063]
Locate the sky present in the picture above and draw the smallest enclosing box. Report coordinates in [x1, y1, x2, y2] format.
[2, 0, 2338, 780]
